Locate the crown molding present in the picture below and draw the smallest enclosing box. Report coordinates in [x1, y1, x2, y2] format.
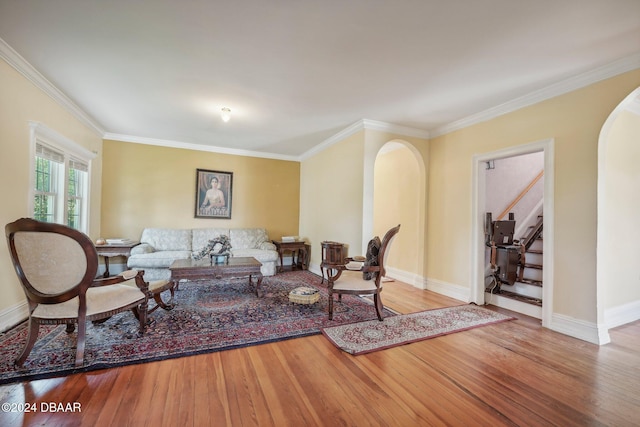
[103, 133, 299, 162]
[298, 120, 364, 161]
[299, 119, 429, 161]
[0, 38, 105, 137]
[431, 52, 640, 137]
[361, 119, 430, 139]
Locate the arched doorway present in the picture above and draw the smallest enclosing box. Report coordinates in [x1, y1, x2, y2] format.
[370, 140, 425, 286]
[597, 87, 640, 341]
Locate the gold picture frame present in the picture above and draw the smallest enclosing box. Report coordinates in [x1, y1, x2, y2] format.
[195, 169, 233, 219]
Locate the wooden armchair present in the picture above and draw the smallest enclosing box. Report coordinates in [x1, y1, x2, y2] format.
[5, 218, 150, 367]
[327, 224, 400, 321]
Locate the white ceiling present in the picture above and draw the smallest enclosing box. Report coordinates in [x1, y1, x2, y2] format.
[1, 0, 639, 159]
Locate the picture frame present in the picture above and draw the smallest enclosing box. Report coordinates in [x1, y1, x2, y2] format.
[195, 169, 233, 219]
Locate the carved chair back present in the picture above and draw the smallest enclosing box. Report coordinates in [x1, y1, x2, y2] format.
[6, 218, 99, 306]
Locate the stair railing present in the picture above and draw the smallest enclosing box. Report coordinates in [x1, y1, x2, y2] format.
[496, 170, 544, 220]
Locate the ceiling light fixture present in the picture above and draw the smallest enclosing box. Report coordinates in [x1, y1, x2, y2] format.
[221, 107, 231, 122]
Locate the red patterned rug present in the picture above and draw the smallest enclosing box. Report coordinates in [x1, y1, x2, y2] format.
[0, 271, 394, 385]
[322, 304, 515, 355]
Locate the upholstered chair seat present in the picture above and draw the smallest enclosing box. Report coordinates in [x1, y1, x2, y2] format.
[5, 218, 150, 368]
[331, 271, 381, 292]
[327, 225, 400, 321]
[32, 283, 147, 319]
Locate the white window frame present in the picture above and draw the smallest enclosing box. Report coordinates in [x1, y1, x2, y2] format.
[28, 122, 96, 233]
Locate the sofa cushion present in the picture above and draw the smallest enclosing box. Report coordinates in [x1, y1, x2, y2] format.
[191, 228, 230, 255]
[128, 250, 192, 269]
[230, 228, 269, 250]
[259, 241, 277, 251]
[140, 228, 192, 251]
[130, 243, 155, 255]
[232, 248, 278, 263]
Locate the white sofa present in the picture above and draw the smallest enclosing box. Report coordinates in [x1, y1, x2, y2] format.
[127, 227, 279, 280]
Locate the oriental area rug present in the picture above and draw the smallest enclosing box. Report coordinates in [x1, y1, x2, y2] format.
[322, 304, 515, 355]
[0, 271, 393, 385]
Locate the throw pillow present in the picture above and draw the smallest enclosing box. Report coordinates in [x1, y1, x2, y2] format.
[363, 236, 381, 280]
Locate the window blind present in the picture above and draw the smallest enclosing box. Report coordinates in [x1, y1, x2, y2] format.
[36, 142, 64, 163]
[69, 158, 89, 172]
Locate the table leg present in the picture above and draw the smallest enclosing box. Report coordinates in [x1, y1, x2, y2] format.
[250, 274, 264, 297]
[102, 257, 111, 278]
[278, 250, 284, 273]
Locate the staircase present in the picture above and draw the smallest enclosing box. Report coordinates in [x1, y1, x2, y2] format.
[486, 215, 543, 318]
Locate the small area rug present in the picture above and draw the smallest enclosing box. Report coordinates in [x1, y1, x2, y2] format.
[322, 304, 515, 355]
[0, 271, 394, 385]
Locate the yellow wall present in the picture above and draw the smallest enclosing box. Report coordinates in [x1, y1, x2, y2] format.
[0, 59, 103, 317]
[427, 69, 640, 322]
[101, 140, 300, 241]
[300, 129, 428, 276]
[299, 132, 365, 267]
[374, 144, 422, 274]
[601, 109, 640, 309]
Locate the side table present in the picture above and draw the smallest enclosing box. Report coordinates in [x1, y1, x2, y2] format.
[272, 240, 310, 272]
[320, 241, 346, 284]
[95, 241, 140, 278]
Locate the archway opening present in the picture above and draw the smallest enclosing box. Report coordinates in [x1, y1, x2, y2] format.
[597, 87, 640, 338]
[372, 140, 423, 286]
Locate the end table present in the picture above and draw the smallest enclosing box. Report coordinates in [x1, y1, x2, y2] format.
[95, 241, 140, 278]
[272, 240, 310, 272]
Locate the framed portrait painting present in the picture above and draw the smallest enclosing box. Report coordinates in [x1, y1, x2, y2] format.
[195, 169, 233, 219]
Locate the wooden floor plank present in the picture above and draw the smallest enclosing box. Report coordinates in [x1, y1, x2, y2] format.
[1, 277, 638, 426]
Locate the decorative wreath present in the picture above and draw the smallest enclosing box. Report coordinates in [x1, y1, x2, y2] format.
[192, 235, 233, 260]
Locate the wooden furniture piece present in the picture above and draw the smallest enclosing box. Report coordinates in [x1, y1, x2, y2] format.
[95, 241, 140, 278]
[169, 256, 264, 296]
[5, 218, 149, 367]
[143, 279, 176, 314]
[272, 240, 310, 272]
[320, 241, 347, 284]
[326, 225, 400, 321]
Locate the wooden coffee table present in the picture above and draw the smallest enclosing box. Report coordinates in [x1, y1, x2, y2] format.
[169, 256, 264, 297]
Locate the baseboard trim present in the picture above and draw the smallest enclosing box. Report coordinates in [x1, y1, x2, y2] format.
[484, 292, 542, 319]
[425, 278, 469, 302]
[384, 267, 426, 290]
[549, 312, 609, 345]
[604, 299, 640, 330]
[0, 300, 28, 332]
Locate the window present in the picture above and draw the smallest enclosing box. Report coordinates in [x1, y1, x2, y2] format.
[30, 122, 95, 233]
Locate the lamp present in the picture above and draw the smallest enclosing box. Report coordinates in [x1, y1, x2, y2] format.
[221, 107, 231, 122]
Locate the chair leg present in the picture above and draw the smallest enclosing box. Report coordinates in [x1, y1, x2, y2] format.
[15, 318, 40, 367]
[151, 287, 175, 312]
[374, 293, 384, 321]
[75, 317, 87, 367]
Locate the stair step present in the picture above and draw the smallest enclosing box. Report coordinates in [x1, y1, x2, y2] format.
[519, 278, 543, 287]
[496, 290, 542, 306]
[527, 249, 543, 254]
[525, 263, 543, 270]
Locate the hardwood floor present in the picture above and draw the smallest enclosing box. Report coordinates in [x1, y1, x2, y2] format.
[1, 277, 639, 426]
